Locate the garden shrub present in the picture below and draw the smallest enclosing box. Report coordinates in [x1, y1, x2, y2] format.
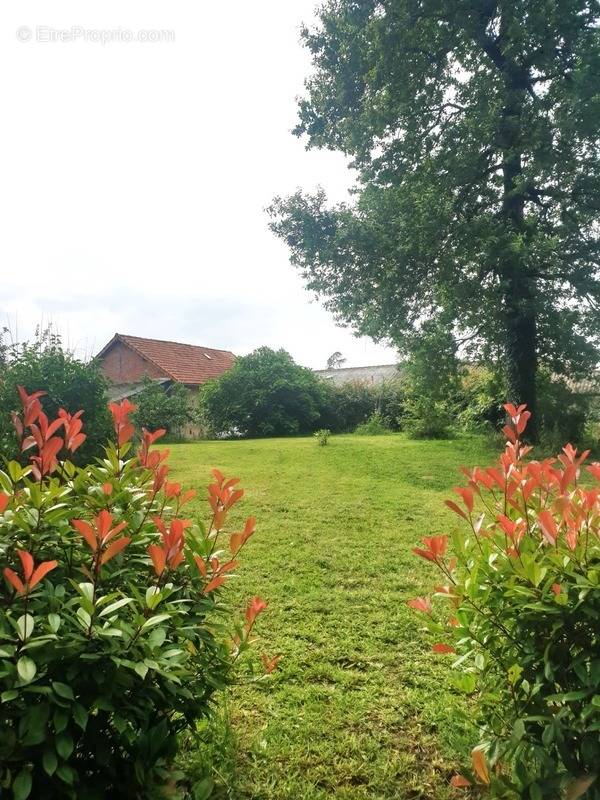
[323, 378, 404, 433]
[457, 366, 506, 434]
[354, 411, 391, 436]
[314, 429, 331, 446]
[402, 319, 462, 439]
[199, 347, 329, 437]
[537, 371, 590, 452]
[0, 329, 111, 464]
[0, 388, 272, 799]
[322, 380, 377, 432]
[132, 376, 193, 437]
[403, 397, 455, 439]
[410, 404, 600, 798]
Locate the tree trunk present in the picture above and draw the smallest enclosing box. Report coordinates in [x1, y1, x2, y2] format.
[499, 54, 539, 439]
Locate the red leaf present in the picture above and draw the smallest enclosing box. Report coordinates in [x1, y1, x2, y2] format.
[432, 643, 455, 654]
[260, 653, 281, 674]
[450, 775, 471, 788]
[0, 493, 10, 513]
[538, 509, 558, 545]
[194, 556, 208, 578]
[453, 487, 474, 513]
[203, 575, 226, 594]
[29, 560, 58, 589]
[3, 567, 25, 595]
[148, 544, 166, 576]
[100, 537, 131, 565]
[73, 519, 98, 552]
[407, 596, 432, 613]
[445, 500, 467, 520]
[412, 547, 436, 562]
[17, 550, 34, 582]
[471, 749, 490, 785]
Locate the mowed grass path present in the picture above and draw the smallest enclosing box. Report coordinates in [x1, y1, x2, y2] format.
[168, 433, 495, 800]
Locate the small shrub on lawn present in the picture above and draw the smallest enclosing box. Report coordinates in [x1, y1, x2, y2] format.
[410, 404, 600, 798]
[354, 411, 391, 436]
[314, 429, 331, 446]
[0, 388, 273, 799]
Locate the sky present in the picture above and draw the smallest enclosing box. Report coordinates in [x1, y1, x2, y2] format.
[0, 1, 398, 370]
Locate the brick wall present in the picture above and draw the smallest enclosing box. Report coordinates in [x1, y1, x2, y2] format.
[99, 341, 167, 384]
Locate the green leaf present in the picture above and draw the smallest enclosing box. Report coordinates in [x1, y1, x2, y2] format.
[98, 597, 133, 618]
[76, 607, 92, 629]
[17, 614, 34, 641]
[55, 731, 74, 760]
[1, 689, 18, 702]
[530, 783, 543, 800]
[47, 613, 61, 633]
[192, 777, 215, 800]
[73, 703, 88, 731]
[13, 770, 32, 800]
[78, 582, 95, 604]
[53, 708, 69, 733]
[546, 689, 591, 703]
[134, 663, 149, 679]
[52, 682, 75, 701]
[56, 765, 75, 785]
[17, 656, 37, 684]
[141, 613, 171, 630]
[146, 586, 162, 609]
[148, 627, 166, 649]
[42, 747, 58, 776]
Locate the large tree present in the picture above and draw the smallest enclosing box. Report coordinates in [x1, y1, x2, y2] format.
[269, 0, 600, 427]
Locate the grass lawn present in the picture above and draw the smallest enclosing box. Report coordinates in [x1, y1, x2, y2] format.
[167, 433, 496, 800]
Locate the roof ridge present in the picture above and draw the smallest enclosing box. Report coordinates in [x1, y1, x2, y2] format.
[118, 333, 235, 356]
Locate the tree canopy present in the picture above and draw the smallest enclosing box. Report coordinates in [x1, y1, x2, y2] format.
[199, 347, 330, 437]
[269, 0, 600, 425]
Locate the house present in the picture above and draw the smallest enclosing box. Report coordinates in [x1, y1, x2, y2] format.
[96, 333, 235, 437]
[314, 364, 400, 386]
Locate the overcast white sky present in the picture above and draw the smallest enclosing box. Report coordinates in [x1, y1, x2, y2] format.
[0, 1, 398, 370]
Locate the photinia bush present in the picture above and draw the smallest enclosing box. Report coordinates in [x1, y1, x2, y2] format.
[0, 388, 273, 799]
[410, 404, 600, 799]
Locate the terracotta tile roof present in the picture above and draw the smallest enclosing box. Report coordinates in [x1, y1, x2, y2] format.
[98, 334, 235, 385]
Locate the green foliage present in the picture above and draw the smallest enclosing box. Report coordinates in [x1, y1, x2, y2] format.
[132, 377, 192, 436]
[457, 367, 506, 434]
[354, 411, 391, 436]
[199, 347, 330, 437]
[403, 399, 455, 440]
[0, 329, 110, 463]
[322, 377, 405, 433]
[0, 392, 268, 799]
[314, 429, 331, 446]
[411, 406, 600, 797]
[269, 0, 600, 419]
[323, 380, 377, 432]
[457, 368, 593, 448]
[537, 372, 590, 452]
[402, 321, 462, 439]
